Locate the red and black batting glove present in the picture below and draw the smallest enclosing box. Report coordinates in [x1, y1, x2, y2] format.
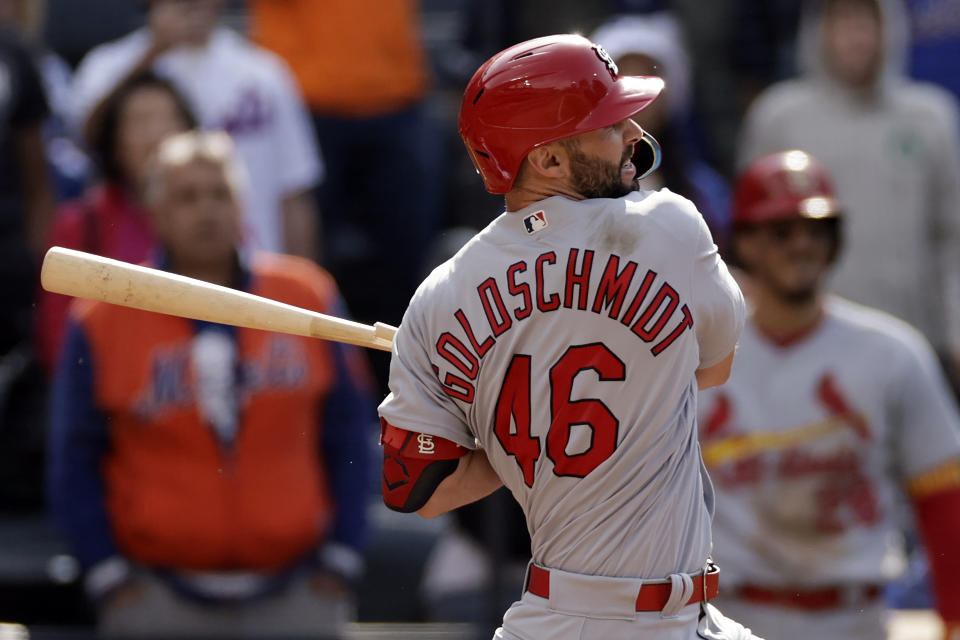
[380, 418, 468, 513]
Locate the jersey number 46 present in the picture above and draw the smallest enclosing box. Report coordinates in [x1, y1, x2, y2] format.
[494, 342, 624, 486]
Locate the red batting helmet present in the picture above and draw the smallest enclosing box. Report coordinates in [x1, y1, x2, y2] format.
[732, 150, 842, 226]
[458, 34, 665, 194]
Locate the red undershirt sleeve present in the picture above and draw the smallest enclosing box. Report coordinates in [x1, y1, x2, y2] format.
[909, 459, 960, 625]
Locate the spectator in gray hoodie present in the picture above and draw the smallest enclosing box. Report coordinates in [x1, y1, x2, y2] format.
[738, 0, 960, 386]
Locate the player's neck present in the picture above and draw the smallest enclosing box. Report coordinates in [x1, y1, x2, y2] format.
[505, 180, 583, 212]
[751, 289, 825, 347]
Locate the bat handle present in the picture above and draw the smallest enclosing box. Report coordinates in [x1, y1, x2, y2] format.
[374, 322, 398, 345]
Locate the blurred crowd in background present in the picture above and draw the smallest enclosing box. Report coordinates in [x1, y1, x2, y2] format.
[0, 0, 958, 638]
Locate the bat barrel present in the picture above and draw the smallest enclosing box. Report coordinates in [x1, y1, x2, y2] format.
[41, 247, 397, 352]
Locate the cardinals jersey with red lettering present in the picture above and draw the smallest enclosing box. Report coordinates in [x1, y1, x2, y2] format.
[698, 297, 960, 587]
[379, 190, 745, 578]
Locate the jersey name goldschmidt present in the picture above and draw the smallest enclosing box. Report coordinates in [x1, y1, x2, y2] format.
[380, 191, 745, 578]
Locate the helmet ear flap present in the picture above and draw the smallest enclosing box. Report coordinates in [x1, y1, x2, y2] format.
[634, 131, 662, 180]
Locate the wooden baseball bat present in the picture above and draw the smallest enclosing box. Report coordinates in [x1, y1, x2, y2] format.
[40, 247, 398, 351]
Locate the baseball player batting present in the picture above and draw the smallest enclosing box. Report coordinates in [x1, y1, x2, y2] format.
[699, 151, 960, 640]
[377, 35, 760, 639]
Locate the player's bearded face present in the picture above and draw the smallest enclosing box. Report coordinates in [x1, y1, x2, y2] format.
[565, 142, 639, 199]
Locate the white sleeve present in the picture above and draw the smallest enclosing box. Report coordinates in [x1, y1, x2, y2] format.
[378, 301, 477, 449]
[889, 328, 960, 479]
[265, 55, 323, 192]
[690, 211, 746, 368]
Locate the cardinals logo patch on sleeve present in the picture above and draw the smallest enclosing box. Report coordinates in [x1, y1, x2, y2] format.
[523, 211, 548, 234]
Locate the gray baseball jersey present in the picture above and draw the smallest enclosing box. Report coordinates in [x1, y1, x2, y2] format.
[379, 190, 745, 578]
[698, 297, 960, 587]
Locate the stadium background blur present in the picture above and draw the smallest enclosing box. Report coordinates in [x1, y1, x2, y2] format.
[0, 0, 958, 638]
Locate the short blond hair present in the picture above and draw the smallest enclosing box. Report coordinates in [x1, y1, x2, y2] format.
[144, 130, 247, 206]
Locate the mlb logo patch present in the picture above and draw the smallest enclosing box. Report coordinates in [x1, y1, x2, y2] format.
[523, 211, 548, 234]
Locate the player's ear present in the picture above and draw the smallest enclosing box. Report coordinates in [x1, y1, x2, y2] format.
[524, 143, 569, 181]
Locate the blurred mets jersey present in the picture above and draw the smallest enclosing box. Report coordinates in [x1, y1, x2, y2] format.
[71, 27, 321, 253]
[699, 297, 960, 587]
[380, 191, 745, 578]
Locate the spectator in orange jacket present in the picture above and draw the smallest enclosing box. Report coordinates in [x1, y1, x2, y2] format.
[48, 131, 375, 638]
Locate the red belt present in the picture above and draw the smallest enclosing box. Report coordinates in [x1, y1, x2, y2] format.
[736, 584, 882, 611]
[525, 564, 720, 612]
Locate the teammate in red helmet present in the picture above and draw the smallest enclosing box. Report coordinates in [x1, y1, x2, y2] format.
[378, 34, 759, 639]
[699, 150, 960, 640]
[732, 150, 841, 227]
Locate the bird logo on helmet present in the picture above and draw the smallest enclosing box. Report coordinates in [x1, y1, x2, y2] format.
[458, 34, 665, 194]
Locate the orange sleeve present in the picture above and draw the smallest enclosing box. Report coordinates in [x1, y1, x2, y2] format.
[249, 0, 427, 114]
